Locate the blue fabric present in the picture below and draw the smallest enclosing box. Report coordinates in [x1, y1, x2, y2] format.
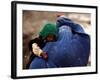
[29, 57, 57, 69]
[56, 17, 86, 34]
[29, 17, 90, 69]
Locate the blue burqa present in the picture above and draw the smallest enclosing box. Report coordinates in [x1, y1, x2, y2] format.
[29, 17, 90, 69]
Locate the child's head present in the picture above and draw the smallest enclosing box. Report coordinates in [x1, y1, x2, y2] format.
[39, 23, 58, 42]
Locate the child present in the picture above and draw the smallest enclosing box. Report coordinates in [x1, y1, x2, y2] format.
[26, 23, 57, 69]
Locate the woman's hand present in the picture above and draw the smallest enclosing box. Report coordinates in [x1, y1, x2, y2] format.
[40, 52, 48, 60]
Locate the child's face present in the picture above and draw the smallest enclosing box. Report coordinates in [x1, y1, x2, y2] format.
[46, 35, 55, 42]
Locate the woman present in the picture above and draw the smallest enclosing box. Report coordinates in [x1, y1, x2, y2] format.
[29, 16, 90, 69]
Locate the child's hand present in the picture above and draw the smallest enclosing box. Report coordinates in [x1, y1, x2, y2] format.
[32, 43, 43, 57]
[32, 43, 48, 60]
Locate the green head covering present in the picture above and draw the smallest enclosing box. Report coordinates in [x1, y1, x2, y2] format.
[39, 23, 57, 39]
